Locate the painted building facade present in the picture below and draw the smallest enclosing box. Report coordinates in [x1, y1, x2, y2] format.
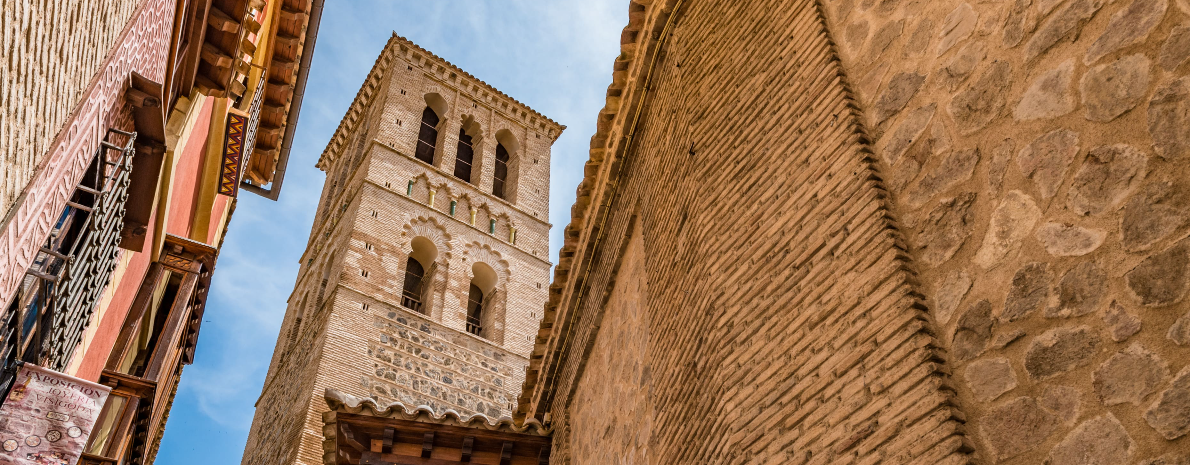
[240, 34, 562, 465]
[0, 0, 322, 463]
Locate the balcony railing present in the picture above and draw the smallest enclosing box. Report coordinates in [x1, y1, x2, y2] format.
[0, 128, 136, 403]
[465, 315, 482, 337]
[400, 292, 423, 314]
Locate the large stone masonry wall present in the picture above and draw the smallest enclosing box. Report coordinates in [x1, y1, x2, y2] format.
[826, 0, 1190, 462]
[364, 299, 525, 419]
[0, 0, 142, 220]
[545, 0, 971, 463]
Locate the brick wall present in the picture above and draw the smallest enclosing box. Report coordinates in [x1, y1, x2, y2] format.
[0, 0, 142, 220]
[533, 0, 971, 463]
[532, 0, 1190, 464]
[241, 36, 559, 465]
[554, 220, 649, 465]
[826, 0, 1190, 462]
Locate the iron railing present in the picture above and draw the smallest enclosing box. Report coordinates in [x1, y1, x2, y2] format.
[240, 80, 264, 176]
[0, 128, 136, 403]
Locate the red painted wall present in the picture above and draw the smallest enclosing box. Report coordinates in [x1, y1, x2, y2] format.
[167, 99, 215, 238]
[74, 210, 155, 381]
[74, 98, 216, 381]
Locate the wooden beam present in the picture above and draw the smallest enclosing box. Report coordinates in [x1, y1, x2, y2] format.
[229, 78, 247, 98]
[243, 15, 261, 35]
[207, 6, 239, 32]
[240, 37, 257, 56]
[341, 422, 368, 454]
[274, 31, 300, 47]
[460, 436, 474, 463]
[537, 445, 551, 465]
[334, 414, 552, 449]
[194, 74, 227, 97]
[271, 56, 296, 72]
[200, 42, 233, 68]
[279, 5, 306, 21]
[98, 370, 157, 399]
[383, 427, 395, 454]
[257, 125, 283, 139]
[421, 432, 435, 458]
[500, 442, 513, 465]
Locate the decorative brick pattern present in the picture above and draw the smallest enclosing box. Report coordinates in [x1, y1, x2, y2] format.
[0, 0, 142, 219]
[0, 0, 174, 310]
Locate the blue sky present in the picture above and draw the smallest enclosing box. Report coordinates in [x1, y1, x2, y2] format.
[155, 2, 624, 463]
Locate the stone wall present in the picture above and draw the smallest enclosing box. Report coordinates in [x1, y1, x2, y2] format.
[0, 0, 142, 220]
[826, 0, 1190, 462]
[536, 0, 971, 463]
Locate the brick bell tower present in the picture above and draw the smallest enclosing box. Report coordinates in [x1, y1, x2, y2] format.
[241, 33, 563, 465]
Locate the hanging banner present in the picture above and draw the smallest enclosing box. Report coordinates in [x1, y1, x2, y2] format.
[218, 108, 249, 197]
[0, 363, 111, 465]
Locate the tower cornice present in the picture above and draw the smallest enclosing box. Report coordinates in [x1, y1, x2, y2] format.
[317, 33, 566, 171]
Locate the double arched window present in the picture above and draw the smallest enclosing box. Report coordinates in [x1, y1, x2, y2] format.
[415, 107, 439, 165]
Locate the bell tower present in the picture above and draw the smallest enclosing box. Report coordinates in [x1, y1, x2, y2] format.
[241, 33, 563, 465]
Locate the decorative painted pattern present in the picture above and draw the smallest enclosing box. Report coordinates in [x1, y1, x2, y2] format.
[0, 0, 175, 308]
[219, 111, 248, 197]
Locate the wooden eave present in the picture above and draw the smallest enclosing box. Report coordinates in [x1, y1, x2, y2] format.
[193, 0, 253, 97]
[246, 0, 313, 185]
[322, 390, 551, 465]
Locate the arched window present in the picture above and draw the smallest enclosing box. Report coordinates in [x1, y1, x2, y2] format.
[493, 142, 509, 199]
[286, 293, 307, 348]
[467, 262, 498, 338]
[493, 130, 519, 201]
[466, 284, 484, 336]
[453, 128, 475, 183]
[316, 252, 335, 308]
[415, 106, 439, 164]
[400, 237, 439, 315]
[401, 257, 426, 313]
